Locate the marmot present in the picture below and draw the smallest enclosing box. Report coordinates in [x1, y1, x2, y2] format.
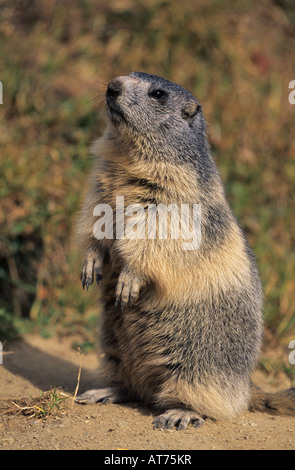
[75, 72, 295, 429]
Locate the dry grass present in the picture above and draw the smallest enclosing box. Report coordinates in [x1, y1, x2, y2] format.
[0, 346, 84, 420]
[0, 388, 70, 420]
[72, 347, 83, 403]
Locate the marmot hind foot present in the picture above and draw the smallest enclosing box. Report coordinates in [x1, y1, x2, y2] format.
[75, 387, 131, 405]
[153, 409, 204, 431]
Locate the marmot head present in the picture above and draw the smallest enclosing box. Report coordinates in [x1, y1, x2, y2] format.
[105, 72, 208, 159]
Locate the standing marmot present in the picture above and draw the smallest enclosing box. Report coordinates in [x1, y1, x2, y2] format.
[75, 72, 295, 429]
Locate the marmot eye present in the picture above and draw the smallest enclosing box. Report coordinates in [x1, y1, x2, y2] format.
[149, 89, 168, 101]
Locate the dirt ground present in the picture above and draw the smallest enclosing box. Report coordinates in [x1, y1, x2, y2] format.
[0, 334, 294, 450]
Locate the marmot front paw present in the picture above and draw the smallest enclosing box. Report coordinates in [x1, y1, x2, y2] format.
[115, 269, 144, 310]
[81, 248, 103, 291]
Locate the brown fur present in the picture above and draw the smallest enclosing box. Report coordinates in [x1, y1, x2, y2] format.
[75, 72, 295, 428]
[249, 384, 295, 416]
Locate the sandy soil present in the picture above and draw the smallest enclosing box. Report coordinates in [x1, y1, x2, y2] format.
[0, 334, 294, 450]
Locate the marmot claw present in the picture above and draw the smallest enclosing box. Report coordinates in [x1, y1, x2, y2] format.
[81, 249, 103, 291]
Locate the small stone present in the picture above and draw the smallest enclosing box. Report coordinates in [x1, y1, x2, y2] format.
[1, 437, 14, 445]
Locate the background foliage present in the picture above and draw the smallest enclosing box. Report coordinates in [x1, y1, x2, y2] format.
[0, 0, 294, 348]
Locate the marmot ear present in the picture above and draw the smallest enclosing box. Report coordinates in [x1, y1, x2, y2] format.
[181, 101, 201, 120]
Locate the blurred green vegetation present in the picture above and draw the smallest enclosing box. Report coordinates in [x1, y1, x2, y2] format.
[0, 0, 295, 348]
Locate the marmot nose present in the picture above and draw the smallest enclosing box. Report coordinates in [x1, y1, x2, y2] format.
[106, 79, 122, 100]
